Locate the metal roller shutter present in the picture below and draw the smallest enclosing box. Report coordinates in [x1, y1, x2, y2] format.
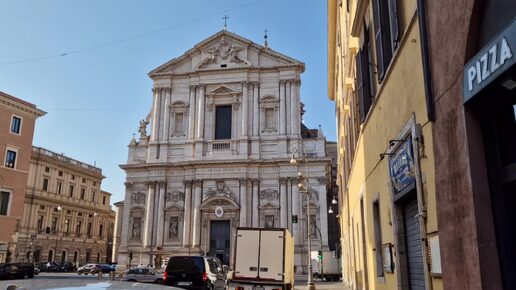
[403, 198, 425, 290]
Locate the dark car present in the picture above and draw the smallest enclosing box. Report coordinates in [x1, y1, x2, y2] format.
[57, 261, 76, 272]
[0, 263, 35, 279]
[164, 256, 226, 290]
[37, 261, 59, 272]
[91, 264, 115, 274]
[77, 263, 100, 275]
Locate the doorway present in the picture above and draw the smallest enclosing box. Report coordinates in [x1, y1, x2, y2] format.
[401, 195, 425, 290]
[210, 220, 231, 265]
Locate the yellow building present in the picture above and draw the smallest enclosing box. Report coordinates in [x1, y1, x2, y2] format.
[328, 0, 441, 289]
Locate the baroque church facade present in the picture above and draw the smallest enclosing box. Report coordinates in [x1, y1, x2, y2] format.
[118, 30, 332, 272]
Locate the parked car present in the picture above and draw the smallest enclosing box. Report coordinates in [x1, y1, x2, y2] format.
[0, 263, 35, 279]
[91, 264, 115, 274]
[34, 266, 40, 275]
[37, 261, 59, 272]
[56, 261, 76, 272]
[164, 256, 227, 290]
[124, 268, 164, 284]
[77, 263, 100, 275]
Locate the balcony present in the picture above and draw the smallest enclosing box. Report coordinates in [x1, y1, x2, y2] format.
[210, 140, 231, 151]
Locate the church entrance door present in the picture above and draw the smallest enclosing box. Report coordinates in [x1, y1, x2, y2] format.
[210, 220, 230, 265]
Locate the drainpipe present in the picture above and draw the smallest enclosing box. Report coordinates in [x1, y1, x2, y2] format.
[417, 0, 435, 122]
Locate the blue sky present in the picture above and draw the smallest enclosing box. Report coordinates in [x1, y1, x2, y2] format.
[0, 0, 335, 204]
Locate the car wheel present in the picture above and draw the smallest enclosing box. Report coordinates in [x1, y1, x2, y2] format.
[128, 279, 136, 282]
[155, 278, 164, 284]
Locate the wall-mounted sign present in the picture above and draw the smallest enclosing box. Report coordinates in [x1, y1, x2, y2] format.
[389, 139, 416, 196]
[464, 18, 515, 103]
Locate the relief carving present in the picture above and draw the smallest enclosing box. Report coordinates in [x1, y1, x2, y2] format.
[260, 189, 279, 201]
[165, 191, 185, 203]
[203, 180, 235, 201]
[130, 192, 146, 205]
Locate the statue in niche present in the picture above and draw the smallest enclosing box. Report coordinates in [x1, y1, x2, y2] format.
[265, 215, 274, 228]
[132, 218, 141, 238]
[168, 216, 178, 239]
[138, 119, 149, 139]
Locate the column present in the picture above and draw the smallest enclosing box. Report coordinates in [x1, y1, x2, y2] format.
[252, 83, 259, 136]
[239, 179, 248, 227]
[252, 179, 259, 227]
[196, 85, 205, 139]
[143, 182, 155, 248]
[182, 181, 192, 247]
[192, 180, 202, 247]
[286, 81, 291, 135]
[290, 80, 298, 135]
[280, 178, 288, 228]
[241, 82, 248, 137]
[151, 88, 161, 141]
[279, 81, 286, 135]
[295, 80, 301, 135]
[317, 182, 329, 247]
[188, 85, 196, 139]
[291, 178, 302, 243]
[156, 182, 166, 247]
[162, 88, 171, 141]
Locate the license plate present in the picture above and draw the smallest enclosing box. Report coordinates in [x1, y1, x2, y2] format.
[178, 282, 192, 286]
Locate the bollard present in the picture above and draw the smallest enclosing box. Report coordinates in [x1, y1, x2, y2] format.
[110, 271, 115, 281]
[97, 270, 102, 280]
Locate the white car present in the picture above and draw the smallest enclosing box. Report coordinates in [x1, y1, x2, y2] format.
[124, 268, 164, 284]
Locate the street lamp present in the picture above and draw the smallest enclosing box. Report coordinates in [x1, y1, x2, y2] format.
[290, 143, 316, 290]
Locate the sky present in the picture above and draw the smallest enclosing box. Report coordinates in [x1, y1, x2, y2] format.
[0, 0, 336, 204]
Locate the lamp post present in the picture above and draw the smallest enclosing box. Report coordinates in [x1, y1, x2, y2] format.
[290, 143, 316, 290]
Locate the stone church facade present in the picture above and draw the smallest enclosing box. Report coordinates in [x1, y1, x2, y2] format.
[118, 30, 332, 272]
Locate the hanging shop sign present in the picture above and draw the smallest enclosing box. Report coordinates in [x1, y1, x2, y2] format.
[389, 139, 416, 196]
[464, 18, 515, 103]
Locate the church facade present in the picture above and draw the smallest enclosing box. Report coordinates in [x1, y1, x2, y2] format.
[118, 30, 332, 272]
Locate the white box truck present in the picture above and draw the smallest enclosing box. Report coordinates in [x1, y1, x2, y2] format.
[228, 227, 294, 290]
[312, 251, 341, 281]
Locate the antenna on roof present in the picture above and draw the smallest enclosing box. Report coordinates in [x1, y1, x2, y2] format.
[263, 28, 269, 48]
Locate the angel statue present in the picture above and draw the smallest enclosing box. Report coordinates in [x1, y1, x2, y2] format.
[138, 119, 149, 139]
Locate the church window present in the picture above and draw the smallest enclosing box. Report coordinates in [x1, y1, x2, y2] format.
[215, 105, 232, 140]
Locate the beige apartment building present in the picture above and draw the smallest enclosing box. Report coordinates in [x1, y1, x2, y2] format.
[0, 91, 45, 263]
[14, 146, 115, 265]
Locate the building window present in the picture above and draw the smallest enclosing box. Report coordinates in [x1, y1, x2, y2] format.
[5, 150, 17, 168]
[80, 188, 85, 200]
[265, 108, 276, 130]
[82, 178, 86, 183]
[71, 175, 75, 180]
[58, 171, 63, 177]
[0, 191, 10, 215]
[64, 219, 70, 233]
[91, 191, 96, 202]
[99, 224, 103, 237]
[372, 0, 399, 80]
[87, 222, 92, 236]
[56, 182, 62, 195]
[356, 24, 374, 123]
[45, 166, 50, 173]
[215, 105, 232, 140]
[42, 178, 49, 191]
[93, 181, 96, 186]
[51, 217, 58, 232]
[10, 116, 21, 134]
[372, 200, 384, 277]
[76, 221, 82, 234]
[69, 185, 74, 197]
[37, 215, 44, 230]
[264, 215, 275, 228]
[102, 196, 106, 205]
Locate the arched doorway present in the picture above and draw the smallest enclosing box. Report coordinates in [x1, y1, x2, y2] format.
[61, 250, 66, 262]
[48, 250, 54, 262]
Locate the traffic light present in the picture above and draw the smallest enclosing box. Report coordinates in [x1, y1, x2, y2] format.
[317, 250, 323, 260]
[292, 215, 298, 224]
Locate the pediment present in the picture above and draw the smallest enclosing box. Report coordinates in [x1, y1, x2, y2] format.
[209, 85, 236, 95]
[149, 30, 304, 77]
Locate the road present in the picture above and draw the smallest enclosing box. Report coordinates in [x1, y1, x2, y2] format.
[0, 273, 351, 290]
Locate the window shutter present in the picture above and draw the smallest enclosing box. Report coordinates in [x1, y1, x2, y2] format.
[361, 40, 372, 120]
[389, 0, 400, 50]
[372, 0, 385, 79]
[356, 51, 366, 122]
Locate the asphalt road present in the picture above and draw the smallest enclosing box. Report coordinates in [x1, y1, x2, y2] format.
[0, 273, 350, 290]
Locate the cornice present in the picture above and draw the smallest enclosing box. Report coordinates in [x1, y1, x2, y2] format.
[150, 64, 304, 78]
[31, 153, 104, 179]
[0, 96, 46, 118]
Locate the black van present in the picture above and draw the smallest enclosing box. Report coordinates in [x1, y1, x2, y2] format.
[164, 256, 226, 290]
[0, 263, 35, 280]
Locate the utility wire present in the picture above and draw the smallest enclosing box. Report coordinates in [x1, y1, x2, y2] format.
[0, 0, 264, 66]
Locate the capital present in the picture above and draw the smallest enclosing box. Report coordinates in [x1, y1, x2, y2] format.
[194, 179, 203, 186]
[241, 81, 248, 88]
